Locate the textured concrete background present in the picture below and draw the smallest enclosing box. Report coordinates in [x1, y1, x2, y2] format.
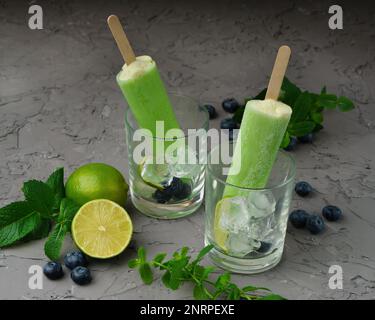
[1, 0, 375, 299]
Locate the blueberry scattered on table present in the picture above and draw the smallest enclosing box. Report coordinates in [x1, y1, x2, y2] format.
[295, 181, 312, 197]
[322, 205, 342, 221]
[43, 262, 64, 280]
[71, 266, 92, 285]
[222, 98, 240, 113]
[257, 241, 272, 253]
[289, 209, 310, 228]
[306, 215, 325, 235]
[298, 133, 314, 143]
[284, 136, 298, 151]
[220, 118, 238, 130]
[64, 251, 88, 270]
[202, 104, 217, 119]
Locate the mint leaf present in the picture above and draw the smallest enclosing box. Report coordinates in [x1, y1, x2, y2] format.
[161, 271, 172, 288]
[57, 198, 79, 231]
[44, 198, 79, 260]
[196, 244, 213, 261]
[337, 96, 354, 112]
[22, 180, 55, 218]
[0, 211, 41, 247]
[139, 262, 153, 285]
[311, 111, 324, 124]
[288, 121, 316, 137]
[46, 168, 65, 213]
[291, 92, 313, 122]
[152, 253, 167, 266]
[215, 272, 231, 290]
[259, 294, 286, 300]
[227, 284, 241, 300]
[128, 259, 139, 268]
[44, 223, 67, 261]
[22, 219, 51, 241]
[317, 93, 337, 109]
[138, 247, 147, 263]
[281, 78, 301, 106]
[0, 201, 34, 228]
[193, 284, 209, 300]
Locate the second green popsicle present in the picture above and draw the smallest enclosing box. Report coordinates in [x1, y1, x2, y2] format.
[117, 55, 180, 137]
[223, 99, 292, 198]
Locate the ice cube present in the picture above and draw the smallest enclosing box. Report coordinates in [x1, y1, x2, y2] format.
[226, 233, 261, 257]
[246, 191, 277, 240]
[218, 197, 250, 233]
[166, 145, 201, 181]
[247, 191, 276, 218]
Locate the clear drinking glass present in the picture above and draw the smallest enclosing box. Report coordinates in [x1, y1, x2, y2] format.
[205, 143, 295, 274]
[125, 94, 209, 219]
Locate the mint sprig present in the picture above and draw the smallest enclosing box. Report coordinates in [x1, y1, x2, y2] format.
[129, 245, 285, 300]
[0, 168, 79, 260]
[233, 78, 355, 148]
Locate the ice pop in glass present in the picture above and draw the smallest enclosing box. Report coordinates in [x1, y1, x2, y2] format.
[224, 99, 292, 197]
[116, 56, 180, 137]
[107, 15, 179, 138]
[223, 46, 292, 198]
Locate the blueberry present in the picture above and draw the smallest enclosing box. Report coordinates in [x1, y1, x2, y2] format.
[284, 136, 298, 151]
[165, 177, 184, 197]
[220, 118, 238, 130]
[257, 241, 272, 253]
[322, 205, 342, 221]
[174, 182, 192, 200]
[298, 133, 314, 143]
[43, 262, 64, 280]
[295, 181, 312, 197]
[222, 98, 240, 113]
[153, 189, 172, 203]
[71, 266, 92, 285]
[289, 209, 310, 228]
[306, 215, 325, 235]
[64, 251, 88, 270]
[202, 104, 217, 119]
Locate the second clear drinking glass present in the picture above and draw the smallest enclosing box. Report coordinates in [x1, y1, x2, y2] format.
[205, 143, 295, 274]
[125, 93, 209, 219]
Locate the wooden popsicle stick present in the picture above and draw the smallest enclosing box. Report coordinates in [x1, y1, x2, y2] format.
[107, 15, 136, 65]
[265, 45, 291, 100]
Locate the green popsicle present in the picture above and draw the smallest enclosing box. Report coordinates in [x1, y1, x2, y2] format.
[223, 45, 292, 197]
[107, 15, 179, 138]
[223, 99, 292, 197]
[116, 55, 180, 137]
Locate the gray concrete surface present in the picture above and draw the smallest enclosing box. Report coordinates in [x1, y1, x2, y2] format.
[1, 0, 375, 300]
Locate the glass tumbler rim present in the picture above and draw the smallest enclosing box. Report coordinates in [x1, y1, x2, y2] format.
[207, 144, 296, 192]
[124, 92, 210, 141]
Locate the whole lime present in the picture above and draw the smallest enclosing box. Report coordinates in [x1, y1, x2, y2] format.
[65, 163, 128, 207]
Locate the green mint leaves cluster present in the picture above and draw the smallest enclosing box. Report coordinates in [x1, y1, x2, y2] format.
[0, 168, 78, 260]
[233, 78, 355, 148]
[129, 245, 285, 300]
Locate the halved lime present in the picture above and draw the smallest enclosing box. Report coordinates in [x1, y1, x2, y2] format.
[72, 199, 133, 259]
